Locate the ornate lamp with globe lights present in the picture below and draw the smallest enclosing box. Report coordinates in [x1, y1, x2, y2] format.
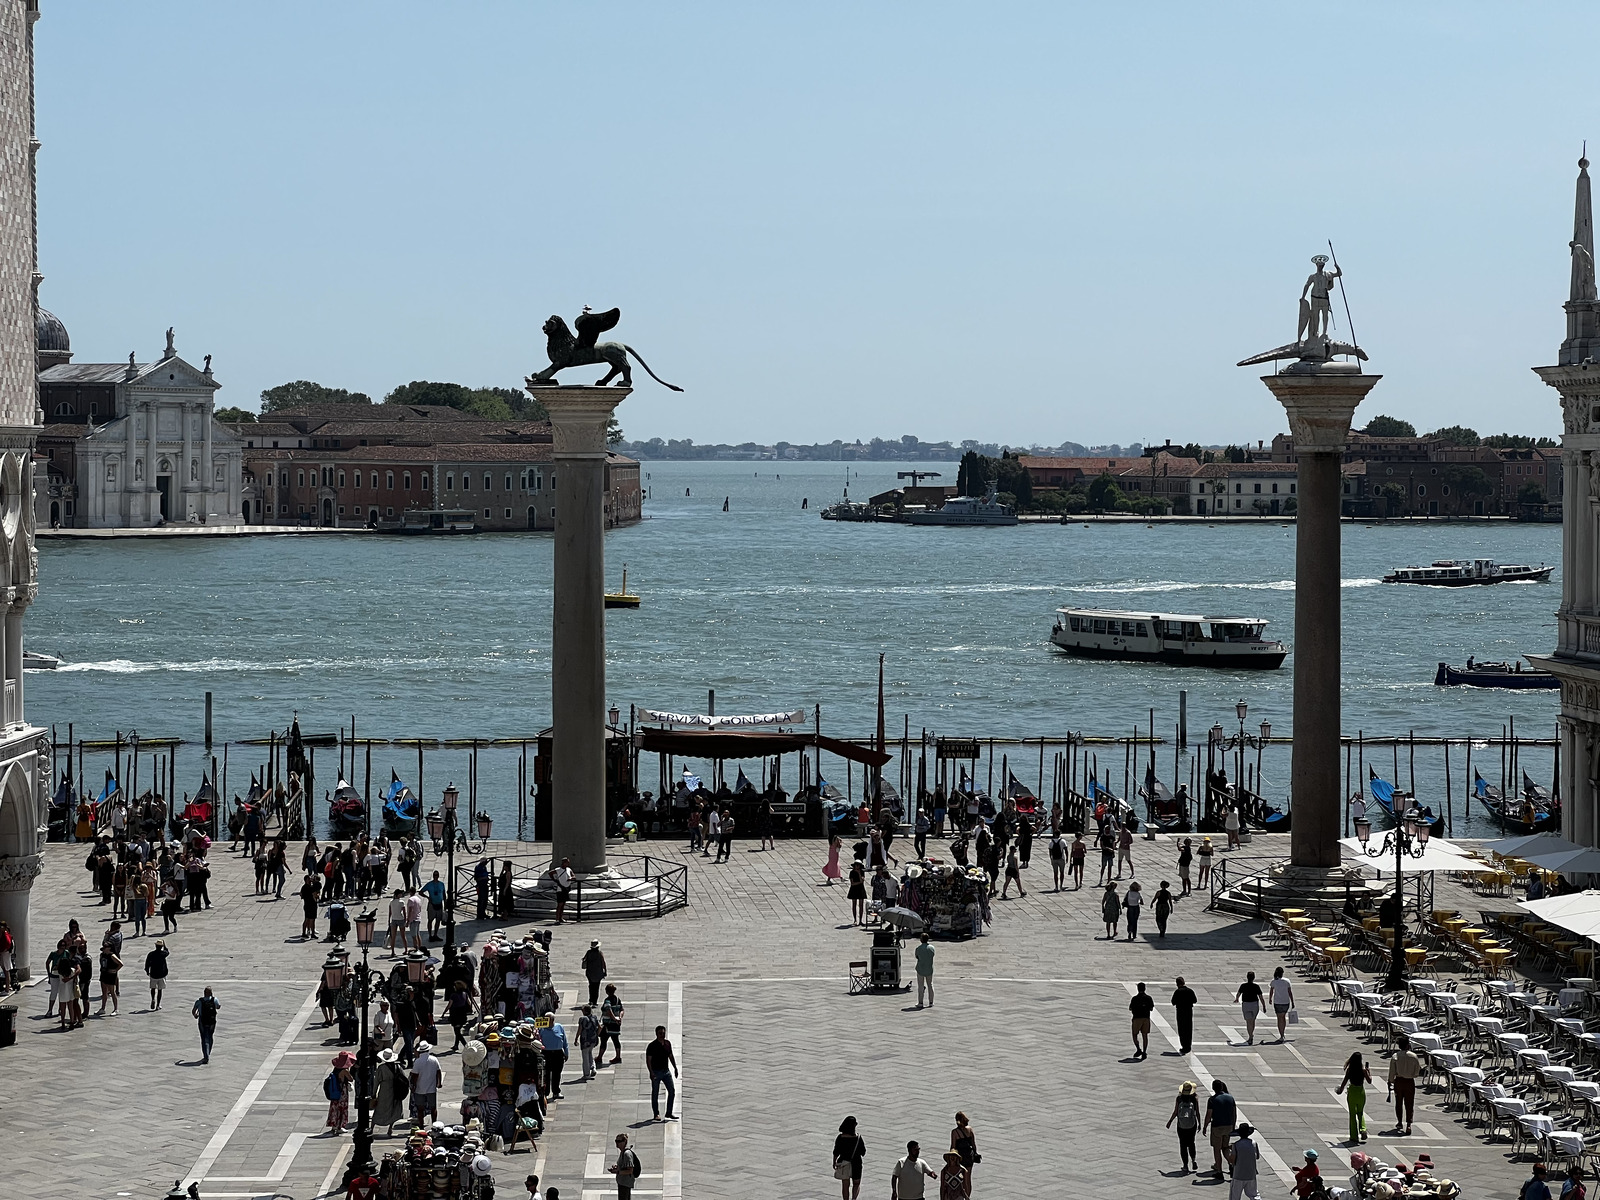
[342, 907, 389, 1185]
[1352, 797, 1430, 991]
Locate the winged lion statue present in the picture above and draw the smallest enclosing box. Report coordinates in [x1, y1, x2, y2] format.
[525, 307, 683, 391]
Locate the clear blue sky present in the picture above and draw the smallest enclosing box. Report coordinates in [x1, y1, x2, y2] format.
[33, 3, 1594, 447]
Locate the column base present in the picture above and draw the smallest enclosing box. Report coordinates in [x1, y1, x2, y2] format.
[509, 864, 684, 921]
[1210, 860, 1379, 918]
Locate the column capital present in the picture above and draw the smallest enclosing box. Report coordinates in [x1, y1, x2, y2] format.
[529, 386, 631, 459]
[1260, 371, 1383, 455]
[0, 852, 43, 892]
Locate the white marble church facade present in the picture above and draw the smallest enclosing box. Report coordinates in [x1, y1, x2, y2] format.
[38, 331, 246, 527]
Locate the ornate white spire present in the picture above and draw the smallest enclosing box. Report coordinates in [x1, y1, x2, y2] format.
[1561, 151, 1600, 364]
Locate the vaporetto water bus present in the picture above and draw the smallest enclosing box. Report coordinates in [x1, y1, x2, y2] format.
[1049, 607, 1288, 669]
[1381, 558, 1553, 586]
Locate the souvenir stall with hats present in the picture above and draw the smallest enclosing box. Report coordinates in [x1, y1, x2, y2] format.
[377, 1121, 498, 1199]
[477, 930, 557, 1022]
[893, 860, 991, 940]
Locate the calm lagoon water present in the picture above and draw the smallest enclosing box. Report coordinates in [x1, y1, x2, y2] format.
[25, 460, 1562, 832]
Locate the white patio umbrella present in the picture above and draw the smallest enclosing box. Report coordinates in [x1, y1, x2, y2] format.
[1339, 836, 1493, 875]
[1522, 846, 1600, 875]
[1485, 833, 1586, 858]
[1518, 891, 1600, 941]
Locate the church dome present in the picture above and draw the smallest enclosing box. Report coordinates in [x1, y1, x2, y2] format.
[36, 307, 69, 356]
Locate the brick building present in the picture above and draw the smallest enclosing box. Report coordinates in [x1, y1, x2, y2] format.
[238, 406, 641, 531]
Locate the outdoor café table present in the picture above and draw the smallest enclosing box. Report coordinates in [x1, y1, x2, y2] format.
[1286, 917, 1313, 931]
[1540, 1064, 1577, 1086]
[1325, 946, 1351, 972]
[1514, 1046, 1551, 1075]
[1485, 948, 1514, 976]
[1443, 918, 1469, 934]
[1363, 915, 1383, 931]
[1544, 1126, 1586, 1157]
[1405, 947, 1428, 967]
[1538, 928, 1563, 946]
[1433, 909, 1460, 923]
[1559, 988, 1589, 1009]
[1557, 1018, 1587, 1035]
[1447, 1065, 1486, 1105]
[1446, 1003, 1480, 1031]
[1426, 992, 1460, 1015]
[1566, 1080, 1600, 1102]
[1575, 948, 1596, 971]
[1470, 1015, 1505, 1045]
[1386, 1015, 1422, 1042]
[1461, 927, 1489, 945]
[1410, 980, 1440, 999]
[1307, 925, 1334, 936]
[1564, 978, 1596, 991]
[1410, 1032, 1444, 1052]
[1280, 908, 1306, 917]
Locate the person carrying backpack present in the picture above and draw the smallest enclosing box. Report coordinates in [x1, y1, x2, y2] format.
[324, 1050, 354, 1134]
[577, 1004, 602, 1080]
[607, 1133, 642, 1200]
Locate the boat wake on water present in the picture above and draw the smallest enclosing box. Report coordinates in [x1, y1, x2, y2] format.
[1067, 577, 1380, 594]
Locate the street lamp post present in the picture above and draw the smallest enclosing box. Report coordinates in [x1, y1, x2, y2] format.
[1352, 798, 1430, 992]
[342, 908, 387, 1184]
[1235, 701, 1248, 797]
[429, 783, 491, 950]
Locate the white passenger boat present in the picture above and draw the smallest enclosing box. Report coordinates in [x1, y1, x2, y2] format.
[1382, 558, 1552, 586]
[1050, 608, 1288, 669]
[905, 481, 1018, 526]
[22, 650, 62, 670]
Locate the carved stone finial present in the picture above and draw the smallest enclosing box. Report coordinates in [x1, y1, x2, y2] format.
[163, 327, 176, 360]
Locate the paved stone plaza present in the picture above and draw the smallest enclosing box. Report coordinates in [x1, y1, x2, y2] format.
[0, 832, 1546, 1198]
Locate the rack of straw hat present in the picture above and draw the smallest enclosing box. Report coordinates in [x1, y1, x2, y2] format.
[894, 860, 991, 939]
[378, 1120, 498, 1198]
[476, 929, 557, 1022]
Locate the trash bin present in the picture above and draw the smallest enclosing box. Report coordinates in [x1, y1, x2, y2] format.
[869, 944, 901, 990]
[0, 1005, 16, 1048]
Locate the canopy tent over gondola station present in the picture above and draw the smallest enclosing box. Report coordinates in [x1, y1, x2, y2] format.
[635, 717, 893, 839]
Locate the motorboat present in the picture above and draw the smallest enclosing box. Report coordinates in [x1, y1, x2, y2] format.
[905, 481, 1018, 526]
[1383, 558, 1553, 586]
[1434, 658, 1559, 689]
[398, 508, 478, 534]
[1051, 608, 1288, 669]
[23, 650, 62, 670]
[1474, 769, 1559, 834]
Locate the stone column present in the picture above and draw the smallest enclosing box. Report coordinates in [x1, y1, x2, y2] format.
[1261, 366, 1381, 869]
[529, 384, 630, 874]
[0, 853, 42, 979]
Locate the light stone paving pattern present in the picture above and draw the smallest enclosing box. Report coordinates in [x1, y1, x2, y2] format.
[0, 832, 1547, 1198]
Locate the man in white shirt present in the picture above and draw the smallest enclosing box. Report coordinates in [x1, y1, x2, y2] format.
[891, 1141, 937, 1200]
[551, 858, 575, 924]
[372, 998, 397, 1049]
[409, 1040, 443, 1124]
[704, 810, 720, 859]
[404, 889, 425, 951]
[386, 890, 407, 955]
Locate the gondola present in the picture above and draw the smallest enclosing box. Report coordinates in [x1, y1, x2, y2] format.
[379, 771, 422, 836]
[1368, 768, 1444, 837]
[1259, 804, 1292, 834]
[46, 771, 73, 841]
[1005, 772, 1044, 832]
[1474, 769, 1559, 834]
[329, 777, 366, 834]
[1139, 770, 1191, 834]
[170, 772, 216, 840]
